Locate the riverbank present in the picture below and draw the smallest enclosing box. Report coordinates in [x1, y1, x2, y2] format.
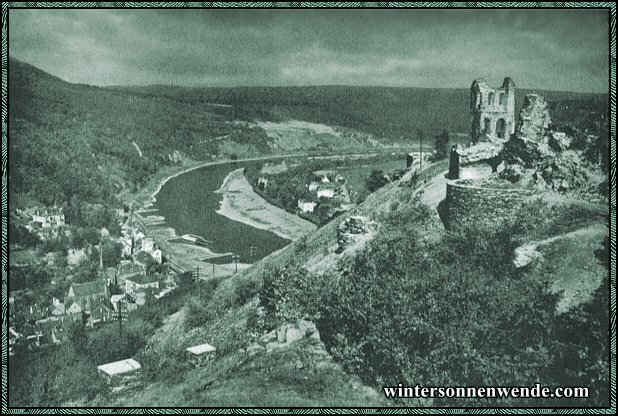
[215, 168, 317, 241]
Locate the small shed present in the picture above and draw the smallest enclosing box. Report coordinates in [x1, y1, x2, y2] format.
[97, 358, 141, 390]
[186, 343, 217, 367]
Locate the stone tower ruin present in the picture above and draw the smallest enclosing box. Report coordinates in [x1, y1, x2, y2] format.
[470, 77, 516, 144]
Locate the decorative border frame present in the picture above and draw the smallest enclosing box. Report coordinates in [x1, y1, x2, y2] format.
[1, 2, 615, 414]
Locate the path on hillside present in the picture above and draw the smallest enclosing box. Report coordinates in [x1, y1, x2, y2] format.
[513, 223, 607, 314]
[514, 223, 606, 268]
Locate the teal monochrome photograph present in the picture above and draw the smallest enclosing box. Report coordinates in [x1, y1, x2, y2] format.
[2, 4, 615, 412]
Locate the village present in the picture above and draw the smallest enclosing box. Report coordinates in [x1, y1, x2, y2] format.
[8, 203, 220, 387]
[249, 154, 421, 225]
[295, 169, 353, 215]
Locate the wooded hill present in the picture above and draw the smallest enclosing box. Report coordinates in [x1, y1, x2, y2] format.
[8, 57, 607, 209]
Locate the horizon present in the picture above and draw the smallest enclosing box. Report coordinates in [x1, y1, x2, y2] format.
[8, 8, 610, 94]
[10, 56, 609, 96]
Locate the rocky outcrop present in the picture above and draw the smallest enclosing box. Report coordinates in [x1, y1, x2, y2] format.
[515, 94, 551, 142]
[245, 319, 321, 357]
[336, 216, 378, 253]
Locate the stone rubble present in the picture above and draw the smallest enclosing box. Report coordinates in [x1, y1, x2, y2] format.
[246, 319, 321, 357]
[336, 216, 378, 253]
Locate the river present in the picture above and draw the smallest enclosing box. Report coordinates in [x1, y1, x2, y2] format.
[153, 161, 291, 263]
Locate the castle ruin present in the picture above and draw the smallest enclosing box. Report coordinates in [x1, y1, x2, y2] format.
[470, 77, 516, 144]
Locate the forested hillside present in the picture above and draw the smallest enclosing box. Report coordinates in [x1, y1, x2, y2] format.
[8, 57, 607, 210]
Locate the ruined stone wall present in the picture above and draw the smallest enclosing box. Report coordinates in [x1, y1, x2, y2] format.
[470, 77, 516, 143]
[515, 94, 551, 142]
[444, 179, 537, 230]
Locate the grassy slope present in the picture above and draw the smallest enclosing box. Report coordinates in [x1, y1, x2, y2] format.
[107, 156, 607, 407]
[101, 163, 447, 407]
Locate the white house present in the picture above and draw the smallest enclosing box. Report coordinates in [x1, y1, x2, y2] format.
[298, 200, 317, 213]
[125, 275, 160, 295]
[141, 238, 155, 254]
[151, 248, 162, 264]
[317, 188, 335, 199]
[308, 181, 319, 191]
[32, 207, 65, 229]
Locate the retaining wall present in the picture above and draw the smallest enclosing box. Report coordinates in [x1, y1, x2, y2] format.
[444, 179, 537, 230]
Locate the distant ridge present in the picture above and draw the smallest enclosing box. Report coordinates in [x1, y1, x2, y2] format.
[7, 57, 608, 208]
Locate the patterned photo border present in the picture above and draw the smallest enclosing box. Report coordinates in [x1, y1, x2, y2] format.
[1, 2, 615, 414]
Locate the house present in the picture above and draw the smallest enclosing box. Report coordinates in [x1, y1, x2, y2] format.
[35, 316, 67, 346]
[308, 181, 319, 191]
[125, 275, 159, 295]
[141, 238, 155, 253]
[120, 235, 133, 257]
[335, 174, 346, 183]
[110, 294, 134, 322]
[257, 177, 269, 190]
[9, 327, 23, 354]
[186, 343, 217, 367]
[117, 262, 146, 285]
[298, 200, 317, 213]
[133, 230, 145, 241]
[65, 300, 84, 322]
[151, 248, 162, 265]
[97, 358, 141, 392]
[32, 206, 65, 229]
[88, 299, 114, 327]
[314, 170, 335, 183]
[66, 280, 109, 314]
[317, 188, 335, 199]
[48, 298, 66, 317]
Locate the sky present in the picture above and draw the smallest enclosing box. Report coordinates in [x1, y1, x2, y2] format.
[8, 8, 610, 93]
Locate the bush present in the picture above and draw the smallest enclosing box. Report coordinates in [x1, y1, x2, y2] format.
[233, 276, 261, 306]
[258, 265, 329, 331]
[365, 169, 389, 193]
[313, 219, 569, 405]
[184, 298, 216, 328]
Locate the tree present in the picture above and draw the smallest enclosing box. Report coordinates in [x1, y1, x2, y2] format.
[72, 258, 99, 283]
[365, 170, 389, 193]
[433, 129, 450, 160]
[101, 240, 123, 268]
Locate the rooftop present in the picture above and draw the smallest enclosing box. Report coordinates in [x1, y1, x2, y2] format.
[118, 262, 145, 276]
[69, 280, 107, 298]
[186, 343, 216, 356]
[33, 206, 64, 216]
[97, 358, 141, 376]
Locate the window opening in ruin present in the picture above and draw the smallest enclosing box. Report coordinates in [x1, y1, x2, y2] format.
[499, 93, 505, 106]
[483, 118, 491, 134]
[496, 118, 506, 139]
[488, 92, 495, 106]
